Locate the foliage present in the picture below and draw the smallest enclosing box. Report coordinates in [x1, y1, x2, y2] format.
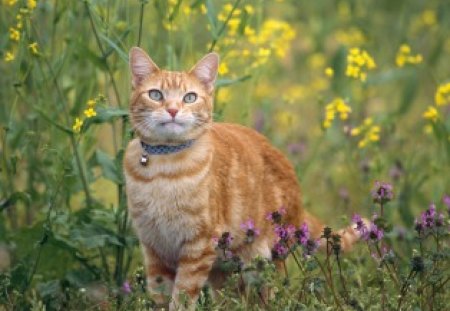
[0, 0, 449, 310]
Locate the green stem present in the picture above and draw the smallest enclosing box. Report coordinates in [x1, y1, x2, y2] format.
[208, 0, 242, 52]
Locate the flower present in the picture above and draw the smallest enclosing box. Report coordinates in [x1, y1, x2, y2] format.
[351, 118, 381, 148]
[323, 97, 352, 128]
[9, 27, 20, 41]
[72, 118, 83, 133]
[352, 214, 368, 238]
[367, 223, 384, 241]
[27, 0, 37, 10]
[266, 207, 286, 224]
[121, 281, 132, 294]
[325, 67, 334, 78]
[371, 181, 394, 205]
[274, 224, 295, 241]
[294, 223, 310, 246]
[28, 42, 39, 55]
[435, 82, 450, 106]
[346, 48, 376, 82]
[240, 219, 260, 243]
[395, 44, 423, 67]
[218, 62, 229, 75]
[271, 242, 289, 260]
[4, 52, 15, 62]
[423, 106, 439, 122]
[83, 107, 97, 118]
[8, 0, 18, 6]
[214, 232, 233, 250]
[303, 238, 320, 257]
[443, 195, 450, 216]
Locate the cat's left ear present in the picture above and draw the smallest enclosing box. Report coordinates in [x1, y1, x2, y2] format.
[129, 47, 160, 87]
[189, 53, 219, 93]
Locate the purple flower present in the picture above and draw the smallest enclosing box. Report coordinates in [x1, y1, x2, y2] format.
[371, 181, 394, 205]
[121, 281, 132, 295]
[443, 194, 450, 213]
[294, 223, 310, 246]
[303, 238, 320, 257]
[415, 203, 446, 235]
[240, 219, 260, 243]
[266, 207, 287, 224]
[271, 242, 289, 260]
[274, 224, 295, 241]
[367, 223, 384, 242]
[214, 232, 233, 250]
[352, 214, 368, 238]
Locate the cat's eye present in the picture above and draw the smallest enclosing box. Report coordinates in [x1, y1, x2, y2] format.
[149, 89, 163, 101]
[183, 92, 197, 104]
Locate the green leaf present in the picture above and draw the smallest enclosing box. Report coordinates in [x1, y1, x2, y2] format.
[205, 0, 218, 38]
[95, 149, 124, 185]
[99, 33, 129, 63]
[33, 106, 72, 134]
[216, 74, 252, 88]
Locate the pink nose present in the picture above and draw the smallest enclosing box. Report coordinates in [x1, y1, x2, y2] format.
[166, 108, 178, 118]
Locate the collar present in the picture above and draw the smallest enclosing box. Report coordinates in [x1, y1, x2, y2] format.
[140, 139, 196, 155]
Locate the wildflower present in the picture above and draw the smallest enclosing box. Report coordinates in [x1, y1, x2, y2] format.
[322, 97, 352, 128]
[27, 0, 37, 10]
[352, 214, 368, 238]
[72, 118, 83, 133]
[121, 281, 132, 294]
[303, 238, 320, 257]
[324, 67, 334, 78]
[28, 42, 39, 55]
[218, 62, 229, 75]
[367, 223, 384, 242]
[274, 224, 295, 241]
[294, 223, 310, 246]
[84, 107, 97, 118]
[371, 181, 394, 205]
[240, 219, 260, 243]
[443, 195, 450, 215]
[271, 242, 289, 260]
[4, 52, 15, 62]
[7, 0, 18, 6]
[9, 27, 20, 41]
[435, 82, 450, 106]
[346, 48, 376, 82]
[423, 106, 439, 122]
[351, 118, 381, 148]
[395, 44, 423, 67]
[322, 226, 333, 239]
[266, 207, 286, 224]
[214, 232, 233, 250]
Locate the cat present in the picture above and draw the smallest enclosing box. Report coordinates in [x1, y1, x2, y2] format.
[124, 47, 360, 310]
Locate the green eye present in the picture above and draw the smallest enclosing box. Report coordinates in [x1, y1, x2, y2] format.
[149, 89, 163, 101]
[183, 92, 197, 104]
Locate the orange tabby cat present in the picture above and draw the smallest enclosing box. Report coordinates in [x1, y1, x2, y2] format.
[124, 47, 359, 310]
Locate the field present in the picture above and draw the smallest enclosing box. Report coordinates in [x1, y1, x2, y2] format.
[0, 0, 449, 310]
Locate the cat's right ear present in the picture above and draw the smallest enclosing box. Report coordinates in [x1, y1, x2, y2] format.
[129, 47, 160, 87]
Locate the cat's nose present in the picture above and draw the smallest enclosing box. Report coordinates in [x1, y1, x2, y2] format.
[166, 108, 178, 118]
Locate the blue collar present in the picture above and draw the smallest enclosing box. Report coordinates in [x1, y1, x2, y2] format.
[140, 140, 195, 155]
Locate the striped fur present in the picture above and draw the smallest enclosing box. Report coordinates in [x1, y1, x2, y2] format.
[124, 48, 360, 310]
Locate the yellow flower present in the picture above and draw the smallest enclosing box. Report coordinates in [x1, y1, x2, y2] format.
[421, 10, 437, 27]
[423, 106, 439, 122]
[325, 67, 334, 78]
[27, 0, 37, 10]
[9, 27, 20, 41]
[351, 118, 381, 148]
[396, 44, 423, 67]
[72, 118, 83, 133]
[28, 42, 39, 55]
[435, 82, 450, 106]
[87, 99, 96, 107]
[200, 4, 207, 14]
[4, 51, 15, 62]
[84, 107, 97, 118]
[218, 62, 229, 75]
[323, 98, 352, 128]
[244, 5, 255, 15]
[8, 0, 18, 6]
[346, 48, 376, 82]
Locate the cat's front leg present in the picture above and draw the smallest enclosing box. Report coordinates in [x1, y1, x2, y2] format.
[169, 236, 217, 311]
[142, 245, 175, 307]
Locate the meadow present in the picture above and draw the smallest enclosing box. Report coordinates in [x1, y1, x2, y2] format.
[0, 0, 449, 310]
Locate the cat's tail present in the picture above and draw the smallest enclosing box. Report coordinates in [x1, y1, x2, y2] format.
[303, 211, 365, 252]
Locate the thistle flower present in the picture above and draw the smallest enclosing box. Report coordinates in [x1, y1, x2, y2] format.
[240, 219, 260, 243]
[214, 232, 233, 250]
[294, 223, 310, 246]
[266, 206, 286, 224]
[271, 242, 289, 260]
[274, 224, 295, 241]
[371, 181, 394, 205]
[303, 238, 320, 257]
[367, 223, 384, 242]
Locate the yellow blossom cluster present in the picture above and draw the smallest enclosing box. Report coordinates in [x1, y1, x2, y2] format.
[434, 82, 450, 106]
[72, 98, 98, 133]
[422, 106, 439, 123]
[345, 48, 376, 82]
[350, 118, 381, 148]
[323, 98, 352, 129]
[4, 0, 39, 62]
[396, 44, 422, 67]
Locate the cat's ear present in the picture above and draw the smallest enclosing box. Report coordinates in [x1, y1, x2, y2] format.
[189, 53, 219, 92]
[129, 47, 160, 87]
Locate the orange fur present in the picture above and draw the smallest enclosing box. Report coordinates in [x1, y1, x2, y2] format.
[124, 47, 359, 310]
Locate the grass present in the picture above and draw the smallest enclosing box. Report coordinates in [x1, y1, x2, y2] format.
[0, 0, 449, 310]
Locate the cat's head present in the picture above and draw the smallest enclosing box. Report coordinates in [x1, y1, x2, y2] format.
[129, 47, 219, 144]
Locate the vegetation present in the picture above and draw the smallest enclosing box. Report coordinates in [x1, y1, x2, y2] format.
[0, 0, 449, 310]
